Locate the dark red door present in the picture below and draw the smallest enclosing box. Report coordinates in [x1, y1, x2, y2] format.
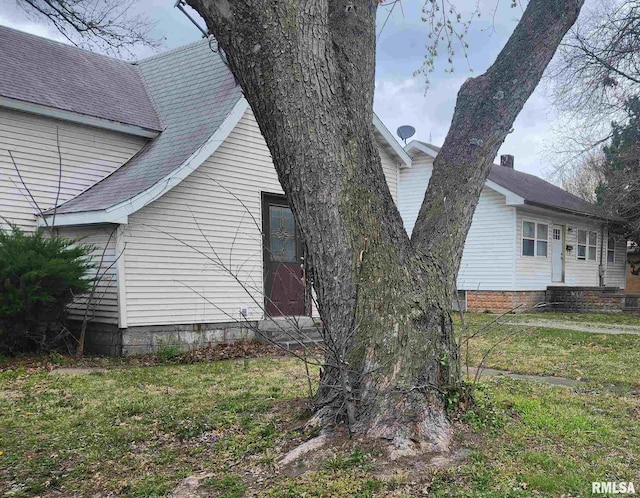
[263, 195, 307, 316]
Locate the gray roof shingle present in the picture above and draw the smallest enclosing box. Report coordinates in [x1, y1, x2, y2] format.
[0, 25, 161, 132]
[417, 142, 609, 219]
[52, 39, 243, 214]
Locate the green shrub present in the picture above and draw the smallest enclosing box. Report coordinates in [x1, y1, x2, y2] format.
[157, 343, 182, 363]
[0, 227, 94, 353]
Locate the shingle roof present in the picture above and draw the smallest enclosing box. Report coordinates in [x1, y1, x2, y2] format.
[0, 25, 161, 132]
[417, 142, 608, 219]
[52, 39, 243, 214]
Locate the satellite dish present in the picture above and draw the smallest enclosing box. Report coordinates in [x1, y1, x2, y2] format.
[396, 125, 416, 144]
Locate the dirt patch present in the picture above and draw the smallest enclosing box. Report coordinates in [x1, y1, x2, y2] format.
[1, 341, 320, 375]
[275, 424, 474, 481]
[0, 389, 25, 401]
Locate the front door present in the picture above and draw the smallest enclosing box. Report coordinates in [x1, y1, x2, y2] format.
[551, 225, 564, 282]
[262, 194, 307, 316]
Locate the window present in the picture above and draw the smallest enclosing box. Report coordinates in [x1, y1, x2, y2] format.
[269, 206, 296, 262]
[607, 237, 616, 263]
[577, 229, 597, 261]
[522, 221, 548, 257]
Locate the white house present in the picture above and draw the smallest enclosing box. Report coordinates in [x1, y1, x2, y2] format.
[399, 141, 627, 312]
[0, 26, 410, 354]
[1, 27, 627, 355]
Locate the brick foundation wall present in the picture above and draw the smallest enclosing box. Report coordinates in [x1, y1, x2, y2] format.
[546, 286, 625, 313]
[466, 291, 547, 313]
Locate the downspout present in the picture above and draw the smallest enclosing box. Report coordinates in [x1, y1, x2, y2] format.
[599, 224, 605, 287]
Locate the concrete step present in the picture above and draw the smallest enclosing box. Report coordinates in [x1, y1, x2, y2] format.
[271, 327, 323, 343]
[276, 339, 324, 351]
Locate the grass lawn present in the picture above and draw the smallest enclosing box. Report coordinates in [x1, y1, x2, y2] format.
[1, 314, 639, 497]
[460, 314, 640, 389]
[457, 311, 640, 327]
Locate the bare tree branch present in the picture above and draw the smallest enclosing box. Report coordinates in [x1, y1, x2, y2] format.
[13, 0, 163, 57]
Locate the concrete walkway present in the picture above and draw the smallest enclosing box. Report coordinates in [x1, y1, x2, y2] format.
[50, 367, 108, 375]
[466, 366, 639, 394]
[465, 366, 584, 388]
[500, 318, 640, 336]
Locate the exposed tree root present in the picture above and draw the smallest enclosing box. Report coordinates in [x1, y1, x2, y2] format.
[279, 434, 329, 466]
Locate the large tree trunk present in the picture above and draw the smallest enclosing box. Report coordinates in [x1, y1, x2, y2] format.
[187, 0, 584, 453]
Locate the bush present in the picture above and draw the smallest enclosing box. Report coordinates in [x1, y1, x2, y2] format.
[0, 227, 94, 353]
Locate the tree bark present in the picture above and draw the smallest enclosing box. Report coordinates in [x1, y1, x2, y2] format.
[187, 0, 584, 453]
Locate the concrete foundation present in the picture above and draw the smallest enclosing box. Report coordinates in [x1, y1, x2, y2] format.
[73, 320, 259, 356]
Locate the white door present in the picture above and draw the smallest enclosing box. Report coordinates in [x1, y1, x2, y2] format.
[551, 225, 564, 282]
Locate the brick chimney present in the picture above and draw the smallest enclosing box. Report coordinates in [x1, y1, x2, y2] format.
[500, 154, 514, 169]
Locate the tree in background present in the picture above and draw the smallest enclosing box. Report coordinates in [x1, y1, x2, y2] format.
[550, 0, 640, 165]
[8, 0, 161, 56]
[600, 97, 640, 245]
[564, 96, 640, 247]
[562, 151, 606, 203]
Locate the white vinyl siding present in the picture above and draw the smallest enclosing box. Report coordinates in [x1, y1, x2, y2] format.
[59, 224, 120, 325]
[457, 188, 516, 290]
[400, 157, 628, 292]
[122, 108, 400, 327]
[515, 209, 607, 289]
[605, 234, 627, 288]
[398, 157, 433, 236]
[378, 144, 399, 203]
[399, 159, 516, 290]
[0, 108, 146, 232]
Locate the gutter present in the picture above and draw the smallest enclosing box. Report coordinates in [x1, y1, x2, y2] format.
[0, 96, 161, 139]
[523, 200, 623, 224]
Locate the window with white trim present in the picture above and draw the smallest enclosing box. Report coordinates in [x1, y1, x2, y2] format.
[577, 229, 597, 261]
[607, 237, 616, 263]
[522, 221, 548, 257]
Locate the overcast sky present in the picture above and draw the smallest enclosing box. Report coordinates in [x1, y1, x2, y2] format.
[0, 0, 590, 180]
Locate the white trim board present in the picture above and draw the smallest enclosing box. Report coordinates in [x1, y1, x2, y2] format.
[39, 98, 250, 227]
[41, 102, 407, 226]
[0, 96, 161, 138]
[404, 141, 525, 205]
[373, 113, 412, 168]
[115, 225, 128, 329]
[405, 140, 440, 158]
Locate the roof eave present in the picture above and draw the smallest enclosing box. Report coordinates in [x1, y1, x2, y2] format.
[372, 114, 412, 168]
[404, 140, 439, 159]
[0, 95, 162, 138]
[522, 200, 623, 223]
[39, 97, 249, 227]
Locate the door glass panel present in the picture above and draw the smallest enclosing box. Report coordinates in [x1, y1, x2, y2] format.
[270, 206, 296, 262]
[553, 228, 561, 240]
